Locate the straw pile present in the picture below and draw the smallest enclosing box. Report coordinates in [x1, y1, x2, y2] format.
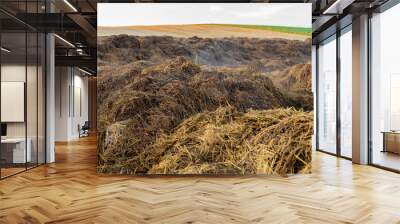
[270, 63, 313, 110]
[148, 106, 313, 175]
[97, 57, 295, 174]
[97, 34, 313, 175]
[98, 35, 311, 71]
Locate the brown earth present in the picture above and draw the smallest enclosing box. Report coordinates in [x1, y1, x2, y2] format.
[98, 24, 309, 41]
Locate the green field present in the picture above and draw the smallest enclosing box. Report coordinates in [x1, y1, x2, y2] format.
[211, 24, 311, 36]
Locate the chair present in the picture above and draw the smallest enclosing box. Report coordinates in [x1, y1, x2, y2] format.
[79, 121, 90, 138]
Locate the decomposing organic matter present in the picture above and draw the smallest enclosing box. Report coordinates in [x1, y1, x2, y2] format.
[97, 30, 312, 175]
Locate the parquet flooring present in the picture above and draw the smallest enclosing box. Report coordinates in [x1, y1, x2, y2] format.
[1, 135, 400, 223]
[0, 167, 26, 178]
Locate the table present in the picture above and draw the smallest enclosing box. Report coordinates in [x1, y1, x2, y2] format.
[381, 131, 400, 154]
[1, 138, 32, 164]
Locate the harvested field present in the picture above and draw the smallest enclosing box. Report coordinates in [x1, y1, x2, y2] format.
[98, 24, 310, 40]
[97, 32, 312, 175]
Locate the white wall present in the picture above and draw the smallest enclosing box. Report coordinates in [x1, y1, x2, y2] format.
[1, 63, 46, 164]
[1, 64, 26, 81]
[1, 65, 26, 139]
[72, 73, 89, 138]
[0, 65, 38, 138]
[55, 67, 70, 141]
[55, 67, 89, 141]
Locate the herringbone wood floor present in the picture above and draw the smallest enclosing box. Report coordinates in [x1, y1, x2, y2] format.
[1, 135, 400, 224]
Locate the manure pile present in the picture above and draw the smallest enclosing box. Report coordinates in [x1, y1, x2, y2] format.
[269, 63, 313, 110]
[97, 34, 312, 175]
[98, 35, 311, 71]
[149, 106, 313, 175]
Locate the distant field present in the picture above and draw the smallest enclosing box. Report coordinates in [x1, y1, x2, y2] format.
[213, 24, 311, 36]
[98, 24, 309, 41]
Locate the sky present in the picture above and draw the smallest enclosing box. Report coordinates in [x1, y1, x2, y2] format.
[98, 3, 311, 28]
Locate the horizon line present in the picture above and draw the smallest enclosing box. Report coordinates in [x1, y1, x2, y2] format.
[98, 23, 312, 29]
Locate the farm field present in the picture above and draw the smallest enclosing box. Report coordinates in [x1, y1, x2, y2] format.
[98, 24, 310, 40]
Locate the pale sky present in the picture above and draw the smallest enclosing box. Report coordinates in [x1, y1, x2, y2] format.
[98, 3, 311, 28]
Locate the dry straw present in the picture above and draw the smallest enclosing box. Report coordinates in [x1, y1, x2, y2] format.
[97, 36, 313, 175]
[148, 106, 313, 175]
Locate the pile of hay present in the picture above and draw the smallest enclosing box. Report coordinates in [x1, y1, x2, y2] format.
[97, 57, 296, 174]
[97, 35, 313, 175]
[98, 35, 311, 70]
[269, 63, 313, 110]
[147, 106, 313, 175]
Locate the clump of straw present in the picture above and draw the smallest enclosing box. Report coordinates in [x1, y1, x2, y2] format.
[147, 106, 312, 175]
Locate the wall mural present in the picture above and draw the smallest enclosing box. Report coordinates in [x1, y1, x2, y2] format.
[97, 3, 313, 175]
